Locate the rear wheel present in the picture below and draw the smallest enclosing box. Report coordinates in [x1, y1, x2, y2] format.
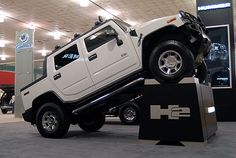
[119, 103, 140, 125]
[149, 40, 194, 83]
[78, 113, 105, 132]
[36, 103, 70, 138]
[1, 109, 7, 114]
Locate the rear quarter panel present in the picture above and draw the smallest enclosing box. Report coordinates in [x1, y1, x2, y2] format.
[21, 78, 55, 111]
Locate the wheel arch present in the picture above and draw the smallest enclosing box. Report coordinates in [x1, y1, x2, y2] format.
[31, 91, 67, 124]
[141, 25, 184, 77]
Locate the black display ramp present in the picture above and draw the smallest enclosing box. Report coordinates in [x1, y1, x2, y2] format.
[139, 78, 217, 144]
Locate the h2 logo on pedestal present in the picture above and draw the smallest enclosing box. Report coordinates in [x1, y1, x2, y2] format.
[150, 105, 190, 120]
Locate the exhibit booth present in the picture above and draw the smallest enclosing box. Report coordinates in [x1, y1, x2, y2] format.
[197, 0, 235, 121]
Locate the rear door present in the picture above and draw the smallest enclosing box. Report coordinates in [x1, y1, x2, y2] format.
[48, 42, 95, 98]
[81, 21, 140, 89]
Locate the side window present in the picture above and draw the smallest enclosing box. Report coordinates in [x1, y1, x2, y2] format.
[54, 44, 80, 70]
[85, 26, 116, 52]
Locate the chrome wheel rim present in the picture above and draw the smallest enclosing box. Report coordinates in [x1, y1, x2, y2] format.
[42, 111, 58, 132]
[158, 50, 183, 75]
[123, 107, 136, 121]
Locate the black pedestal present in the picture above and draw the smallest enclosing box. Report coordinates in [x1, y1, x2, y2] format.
[139, 78, 217, 142]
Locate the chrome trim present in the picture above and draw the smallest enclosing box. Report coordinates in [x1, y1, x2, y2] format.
[158, 50, 183, 75]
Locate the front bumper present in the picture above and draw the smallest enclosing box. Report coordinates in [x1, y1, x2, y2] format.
[179, 11, 212, 59]
[22, 108, 33, 123]
[185, 23, 211, 54]
[200, 33, 212, 57]
[183, 23, 211, 66]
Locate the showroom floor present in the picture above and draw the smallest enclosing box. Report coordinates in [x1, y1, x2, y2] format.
[0, 115, 235, 158]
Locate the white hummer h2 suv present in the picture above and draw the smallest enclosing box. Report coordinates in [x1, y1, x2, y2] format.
[21, 11, 211, 138]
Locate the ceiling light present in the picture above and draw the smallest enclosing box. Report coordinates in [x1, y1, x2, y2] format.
[0, 11, 5, 23]
[54, 32, 61, 40]
[98, 9, 119, 20]
[125, 20, 138, 26]
[0, 14, 5, 23]
[79, 0, 89, 7]
[49, 31, 63, 40]
[1, 56, 6, 61]
[0, 40, 5, 47]
[38, 49, 50, 56]
[0, 11, 10, 23]
[41, 52, 47, 56]
[0, 55, 7, 61]
[27, 22, 37, 30]
[0, 40, 11, 48]
[106, 9, 119, 16]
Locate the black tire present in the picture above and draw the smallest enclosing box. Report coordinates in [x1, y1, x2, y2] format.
[119, 103, 139, 125]
[149, 40, 194, 83]
[78, 113, 105, 132]
[36, 103, 70, 138]
[1, 109, 7, 114]
[195, 61, 207, 83]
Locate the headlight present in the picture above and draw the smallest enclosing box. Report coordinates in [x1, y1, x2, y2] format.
[178, 10, 191, 23]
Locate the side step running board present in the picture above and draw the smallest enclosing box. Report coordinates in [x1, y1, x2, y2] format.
[72, 77, 144, 114]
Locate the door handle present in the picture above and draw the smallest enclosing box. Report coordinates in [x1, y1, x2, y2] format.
[88, 53, 97, 61]
[53, 73, 61, 80]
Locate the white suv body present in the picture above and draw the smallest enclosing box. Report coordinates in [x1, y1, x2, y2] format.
[21, 11, 211, 138]
[22, 15, 183, 109]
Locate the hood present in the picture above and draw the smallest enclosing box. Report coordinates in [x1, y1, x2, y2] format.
[131, 14, 184, 37]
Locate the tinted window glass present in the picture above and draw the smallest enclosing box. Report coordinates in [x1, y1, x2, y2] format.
[85, 26, 116, 52]
[54, 44, 80, 70]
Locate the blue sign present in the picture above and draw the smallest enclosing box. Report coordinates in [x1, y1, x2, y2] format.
[16, 29, 34, 52]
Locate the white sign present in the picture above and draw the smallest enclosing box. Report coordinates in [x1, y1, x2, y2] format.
[198, 3, 231, 11]
[150, 105, 190, 120]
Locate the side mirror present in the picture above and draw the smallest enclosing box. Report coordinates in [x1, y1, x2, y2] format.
[116, 37, 123, 46]
[106, 30, 123, 46]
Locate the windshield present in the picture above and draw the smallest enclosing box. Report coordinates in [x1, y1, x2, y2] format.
[113, 19, 131, 32]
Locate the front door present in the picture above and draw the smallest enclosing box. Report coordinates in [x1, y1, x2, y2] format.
[81, 21, 140, 89]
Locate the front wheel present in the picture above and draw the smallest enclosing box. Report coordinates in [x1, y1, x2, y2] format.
[149, 40, 194, 83]
[36, 103, 70, 138]
[78, 113, 105, 132]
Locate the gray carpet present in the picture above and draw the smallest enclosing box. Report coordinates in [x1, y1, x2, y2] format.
[0, 121, 235, 158]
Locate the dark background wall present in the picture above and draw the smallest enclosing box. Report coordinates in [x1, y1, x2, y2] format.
[197, 0, 235, 121]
